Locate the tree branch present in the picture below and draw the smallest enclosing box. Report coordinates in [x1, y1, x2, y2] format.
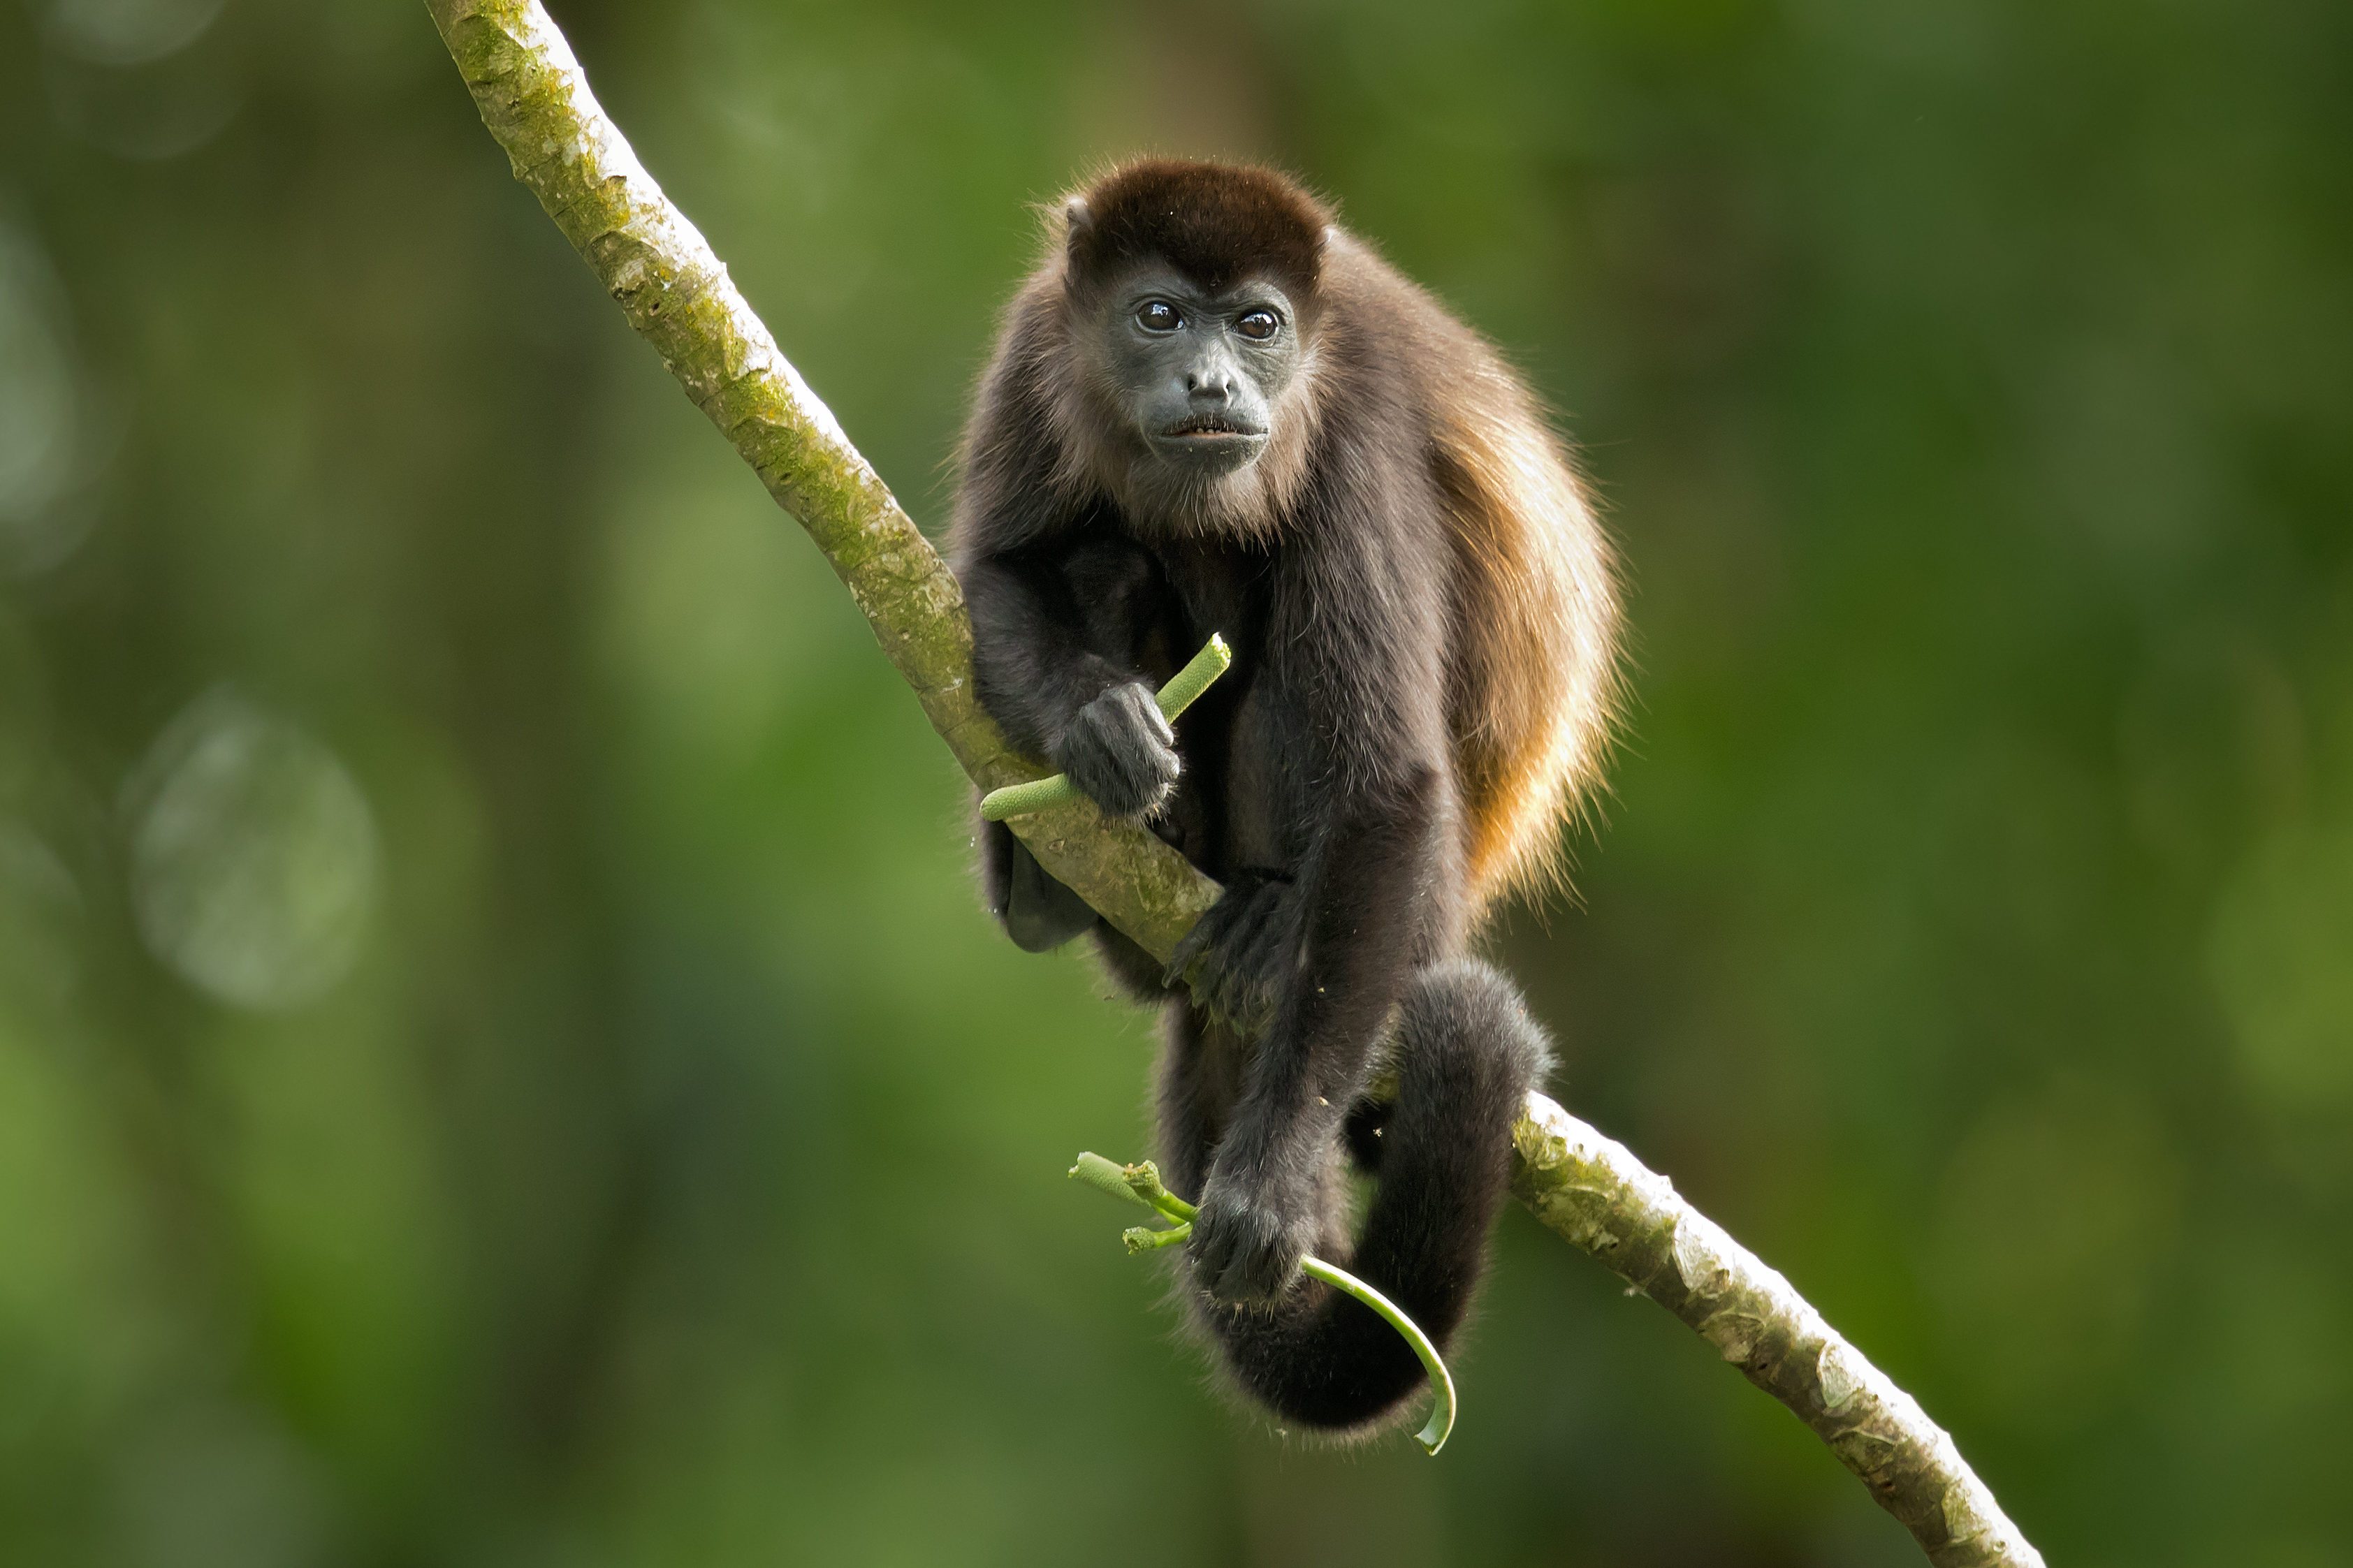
[418, 5, 2044, 1562]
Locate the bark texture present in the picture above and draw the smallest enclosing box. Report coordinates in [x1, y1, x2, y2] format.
[1513, 1097, 2043, 1567]
[421, 5, 2044, 1562]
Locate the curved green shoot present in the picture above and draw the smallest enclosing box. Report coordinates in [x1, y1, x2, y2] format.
[981, 636, 1232, 821]
[1068, 1151, 1459, 1455]
[1299, 1256, 1458, 1455]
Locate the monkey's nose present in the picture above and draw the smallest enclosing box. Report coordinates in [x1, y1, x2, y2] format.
[1186, 370, 1236, 406]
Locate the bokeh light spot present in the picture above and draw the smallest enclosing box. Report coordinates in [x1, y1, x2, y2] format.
[2208, 821, 2353, 1108]
[0, 220, 94, 576]
[126, 689, 378, 1012]
[45, 0, 226, 68]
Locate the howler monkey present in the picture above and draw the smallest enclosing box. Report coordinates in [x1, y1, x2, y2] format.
[952, 160, 1619, 1435]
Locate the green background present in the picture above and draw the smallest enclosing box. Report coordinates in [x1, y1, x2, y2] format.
[3, 1, 2349, 1563]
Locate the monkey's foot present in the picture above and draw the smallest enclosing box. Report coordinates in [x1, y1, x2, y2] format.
[1189, 1166, 1320, 1303]
[1165, 868, 1300, 1032]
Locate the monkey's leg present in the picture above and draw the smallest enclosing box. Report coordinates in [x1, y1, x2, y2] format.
[1188, 765, 1446, 1303]
[1155, 1003, 1239, 1203]
[1197, 960, 1548, 1433]
[983, 819, 1099, 953]
[1159, 1001, 1354, 1236]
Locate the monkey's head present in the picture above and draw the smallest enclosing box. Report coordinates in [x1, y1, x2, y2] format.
[1056, 160, 1332, 532]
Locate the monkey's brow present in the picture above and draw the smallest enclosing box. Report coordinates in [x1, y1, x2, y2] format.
[1119, 269, 1285, 307]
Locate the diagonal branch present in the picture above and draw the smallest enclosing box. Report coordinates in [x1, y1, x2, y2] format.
[419, 5, 2044, 1563]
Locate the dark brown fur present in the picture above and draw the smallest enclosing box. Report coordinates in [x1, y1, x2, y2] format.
[954, 160, 1619, 1435]
[1063, 160, 1330, 300]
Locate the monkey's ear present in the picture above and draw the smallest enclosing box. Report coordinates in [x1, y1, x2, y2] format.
[1063, 196, 1095, 263]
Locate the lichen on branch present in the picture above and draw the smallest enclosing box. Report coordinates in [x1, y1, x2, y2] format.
[420, 4, 2044, 1562]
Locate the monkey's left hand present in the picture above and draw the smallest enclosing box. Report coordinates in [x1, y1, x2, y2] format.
[1189, 1152, 1323, 1303]
[1165, 869, 1302, 1033]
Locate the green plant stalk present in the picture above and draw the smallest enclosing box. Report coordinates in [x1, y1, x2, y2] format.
[980, 635, 1232, 821]
[1121, 1224, 1189, 1252]
[1069, 1153, 1459, 1455]
[1301, 1258, 1458, 1455]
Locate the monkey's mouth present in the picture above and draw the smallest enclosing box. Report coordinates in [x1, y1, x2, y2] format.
[1156, 416, 1269, 455]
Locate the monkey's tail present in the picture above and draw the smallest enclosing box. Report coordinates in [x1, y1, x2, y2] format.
[1193, 959, 1552, 1436]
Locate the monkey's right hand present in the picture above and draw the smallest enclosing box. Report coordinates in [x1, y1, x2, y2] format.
[1057, 680, 1180, 818]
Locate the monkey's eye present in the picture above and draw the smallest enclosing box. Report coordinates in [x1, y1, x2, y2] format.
[1136, 300, 1183, 332]
[1236, 309, 1281, 342]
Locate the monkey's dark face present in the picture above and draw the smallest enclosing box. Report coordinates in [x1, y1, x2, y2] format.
[1096, 265, 1304, 479]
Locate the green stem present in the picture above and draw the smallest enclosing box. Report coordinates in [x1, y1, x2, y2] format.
[1122, 1224, 1190, 1253]
[1070, 1151, 1154, 1210]
[1299, 1257, 1458, 1456]
[1151, 633, 1234, 720]
[982, 636, 1232, 821]
[1069, 1152, 1459, 1455]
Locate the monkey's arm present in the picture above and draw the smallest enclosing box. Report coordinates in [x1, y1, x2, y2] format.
[963, 547, 1182, 816]
[963, 552, 1118, 755]
[961, 543, 1186, 950]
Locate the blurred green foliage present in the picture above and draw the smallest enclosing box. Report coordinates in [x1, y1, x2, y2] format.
[1, 0, 2349, 1563]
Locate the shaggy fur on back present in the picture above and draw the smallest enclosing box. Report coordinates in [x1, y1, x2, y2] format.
[951, 159, 1621, 1437]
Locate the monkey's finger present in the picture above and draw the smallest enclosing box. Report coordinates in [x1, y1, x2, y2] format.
[1188, 1215, 1241, 1296]
[1137, 688, 1176, 746]
[1100, 679, 1175, 747]
[1165, 904, 1228, 986]
[1243, 1241, 1304, 1302]
[1165, 872, 1258, 981]
[1193, 1191, 1295, 1304]
[1206, 1238, 1259, 1304]
[1209, 885, 1292, 1028]
[1216, 1229, 1298, 1304]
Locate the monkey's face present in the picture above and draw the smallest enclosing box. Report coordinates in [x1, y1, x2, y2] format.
[1094, 265, 1304, 481]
